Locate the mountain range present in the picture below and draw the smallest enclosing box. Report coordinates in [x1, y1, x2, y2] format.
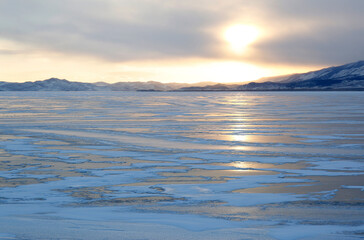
[0, 79, 214, 91]
[1, 60, 363, 91]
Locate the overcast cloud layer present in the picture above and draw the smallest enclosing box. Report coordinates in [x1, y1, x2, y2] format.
[0, 0, 363, 65]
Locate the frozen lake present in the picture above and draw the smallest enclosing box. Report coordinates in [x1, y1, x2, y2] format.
[0, 91, 363, 239]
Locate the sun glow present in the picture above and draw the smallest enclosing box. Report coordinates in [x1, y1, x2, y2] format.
[224, 25, 260, 54]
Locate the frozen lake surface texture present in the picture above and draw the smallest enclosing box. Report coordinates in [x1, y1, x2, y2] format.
[0, 91, 363, 240]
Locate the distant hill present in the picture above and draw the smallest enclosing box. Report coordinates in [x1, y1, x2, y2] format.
[0, 78, 98, 91]
[1, 61, 363, 91]
[0, 78, 215, 91]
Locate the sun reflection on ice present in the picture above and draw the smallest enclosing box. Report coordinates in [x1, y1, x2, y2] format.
[231, 134, 249, 142]
[230, 161, 259, 169]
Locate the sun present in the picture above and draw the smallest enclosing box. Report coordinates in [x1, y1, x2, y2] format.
[224, 25, 260, 54]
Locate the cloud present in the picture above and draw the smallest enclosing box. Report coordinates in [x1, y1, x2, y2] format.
[0, 49, 21, 55]
[247, 0, 364, 65]
[252, 26, 364, 65]
[0, 0, 230, 61]
[0, 0, 363, 65]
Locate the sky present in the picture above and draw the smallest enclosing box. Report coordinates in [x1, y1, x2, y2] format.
[0, 0, 363, 83]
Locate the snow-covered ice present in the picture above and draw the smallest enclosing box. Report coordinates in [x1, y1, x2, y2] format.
[0, 91, 363, 239]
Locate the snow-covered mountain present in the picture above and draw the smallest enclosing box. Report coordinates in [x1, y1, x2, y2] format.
[179, 60, 364, 91]
[238, 60, 364, 90]
[279, 61, 364, 83]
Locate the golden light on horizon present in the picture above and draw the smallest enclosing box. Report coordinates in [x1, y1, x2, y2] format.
[224, 25, 260, 54]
